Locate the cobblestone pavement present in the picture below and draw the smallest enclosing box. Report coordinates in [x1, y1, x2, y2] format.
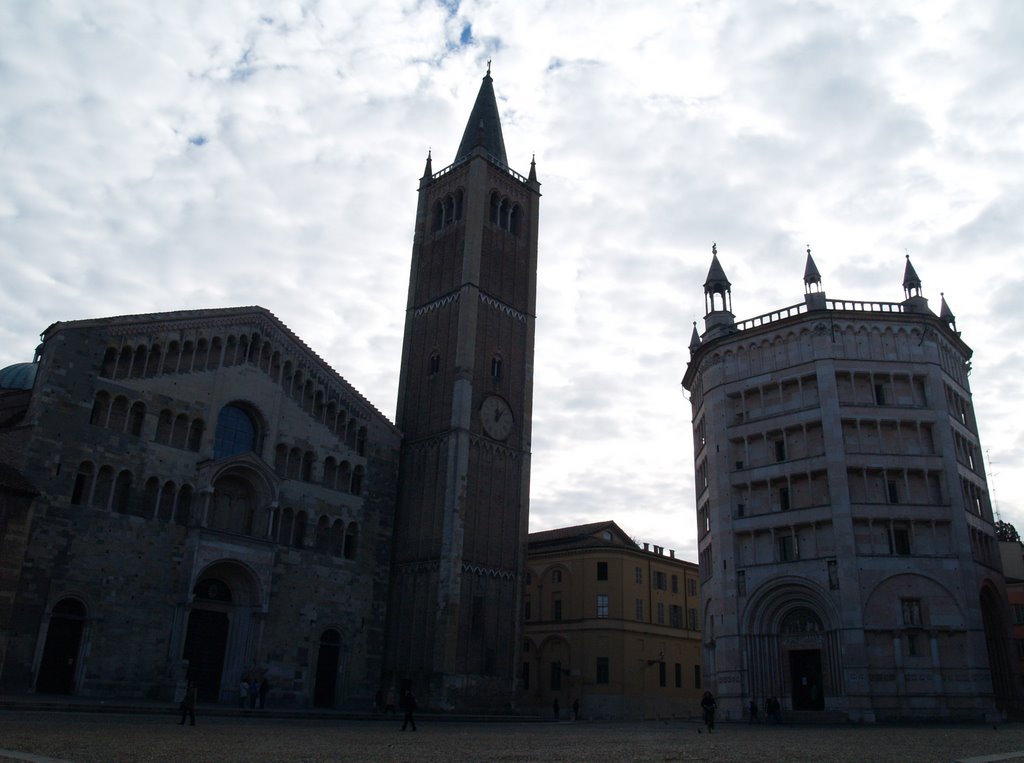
[1, 712, 1023, 763]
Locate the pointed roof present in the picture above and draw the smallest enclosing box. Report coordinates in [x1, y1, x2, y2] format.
[689, 322, 702, 352]
[903, 254, 922, 291]
[454, 67, 508, 165]
[422, 149, 432, 180]
[940, 292, 956, 325]
[703, 244, 731, 293]
[803, 246, 821, 287]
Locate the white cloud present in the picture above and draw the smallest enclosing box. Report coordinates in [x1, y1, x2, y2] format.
[1, 0, 1022, 552]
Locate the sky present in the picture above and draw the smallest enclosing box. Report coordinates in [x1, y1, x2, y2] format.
[1, 0, 1022, 562]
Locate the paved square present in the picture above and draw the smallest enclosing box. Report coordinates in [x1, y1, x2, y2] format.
[1, 712, 1023, 762]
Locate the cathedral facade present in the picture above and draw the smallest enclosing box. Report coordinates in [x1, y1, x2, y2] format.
[0, 71, 537, 710]
[682, 248, 1013, 721]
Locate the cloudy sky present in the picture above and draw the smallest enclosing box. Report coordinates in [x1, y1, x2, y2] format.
[2, 0, 1022, 560]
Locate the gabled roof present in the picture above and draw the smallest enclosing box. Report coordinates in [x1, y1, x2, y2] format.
[454, 70, 508, 166]
[528, 520, 638, 551]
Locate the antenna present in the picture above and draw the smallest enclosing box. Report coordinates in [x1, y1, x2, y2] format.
[986, 449, 1001, 521]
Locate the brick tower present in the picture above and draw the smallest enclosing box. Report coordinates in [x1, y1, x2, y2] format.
[385, 67, 540, 710]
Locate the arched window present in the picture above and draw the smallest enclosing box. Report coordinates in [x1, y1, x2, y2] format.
[350, 466, 364, 496]
[187, 418, 204, 452]
[142, 477, 160, 518]
[163, 342, 180, 374]
[172, 414, 189, 449]
[116, 347, 132, 379]
[509, 204, 520, 236]
[323, 458, 337, 490]
[209, 337, 224, 370]
[338, 462, 351, 493]
[213, 404, 257, 459]
[100, 348, 117, 378]
[489, 192, 500, 224]
[108, 396, 129, 432]
[346, 420, 358, 448]
[302, 451, 315, 482]
[454, 189, 464, 221]
[293, 511, 308, 548]
[155, 410, 173, 445]
[302, 380, 315, 413]
[315, 516, 331, 552]
[175, 485, 193, 525]
[71, 462, 95, 505]
[344, 522, 358, 559]
[90, 391, 111, 427]
[132, 345, 147, 378]
[499, 198, 510, 230]
[274, 444, 288, 476]
[158, 481, 176, 522]
[145, 344, 162, 376]
[491, 355, 502, 381]
[444, 195, 455, 225]
[432, 201, 444, 231]
[278, 509, 294, 545]
[128, 402, 146, 437]
[210, 474, 257, 535]
[429, 352, 440, 376]
[180, 341, 195, 372]
[357, 427, 368, 457]
[193, 338, 209, 371]
[112, 470, 132, 514]
[287, 447, 302, 480]
[93, 466, 114, 509]
[330, 519, 344, 556]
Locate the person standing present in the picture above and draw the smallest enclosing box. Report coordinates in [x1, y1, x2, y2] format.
[178, 681, 197, 726]
[701, 691, 717, 733]
[239, 677, 249, 709]
[572, 698, 580, 722]
[400, 688, 417, 731]
[552, 698, 560, 720]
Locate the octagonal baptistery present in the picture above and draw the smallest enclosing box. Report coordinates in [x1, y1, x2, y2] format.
[681, 247, 1013, 722]
[0, 307, 400, 707]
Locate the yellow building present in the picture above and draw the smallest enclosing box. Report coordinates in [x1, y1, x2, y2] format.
[520, 522, 702, 719]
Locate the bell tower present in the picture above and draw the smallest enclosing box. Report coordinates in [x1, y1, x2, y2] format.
[386, 67, 540, 709]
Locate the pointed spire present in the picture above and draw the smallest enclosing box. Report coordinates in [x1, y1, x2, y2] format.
[422, 149, 433, 180]
[803, 245, 822, 292]
[528, 153, 538, 184]
[703, 243, 731, 293]
[689, 321, 702, 353]
[455, 65, 508, 165]
[902, 253, 922, 298]
[940, 292, 957, 330]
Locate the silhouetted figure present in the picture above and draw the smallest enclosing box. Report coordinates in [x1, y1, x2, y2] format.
[767, 696, 782, 723]
[572, 697, 580, 721]
[552, 698, 560, 720]
[384, 686, 397, 714]
[178, 681, 197, 726]
[748, 699, 759, 724]
[701, 691, 717, 732]
[400, 689, 417, 731]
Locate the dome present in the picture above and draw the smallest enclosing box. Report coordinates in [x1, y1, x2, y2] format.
[0, 362, 38, 390]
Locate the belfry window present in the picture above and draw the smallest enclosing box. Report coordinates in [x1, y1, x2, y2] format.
[491, 356, 502, 381]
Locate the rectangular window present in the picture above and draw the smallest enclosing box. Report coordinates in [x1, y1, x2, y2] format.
[736, 502, 745, 517]
[635, 598, 644, 621]
[875, 383, 887, 405]
[657, 602, 665, 625]
[828, 559, 839, 590]
[675, 663, 682, 688]
[1013, 604, 1024, 625]
[891, 526, 911, 556]
[596, 594, 609, 618]
[688, 607, 698, 630]
[778, 535, 797, 562]
[694, 664, 702, 689]
[779, 486, 791, 511]
[521, 662, 530, 690]
[907, 633, 919, 656]
[887, 480, 900, 504]
[635, 566, 643, 584]
[553, 599, 562, 621]
[659, 662, 667, 687]
[597, 561, 608, 580]
[670, 604, 682, 628]
[671, 574, 679, 593]
[902, 598, 922, 626]
[688, 579, 697, 596]
[775, 439, 786, 462]
[655, 571, 667, 590]
[737, 570, 746, 596]
[596, 657, 609, 685]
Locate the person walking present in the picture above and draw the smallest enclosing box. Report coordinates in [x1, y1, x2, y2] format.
[400, 688, 417, 731]
[701, 691, 718, 733]
[178, 681, 197, 726]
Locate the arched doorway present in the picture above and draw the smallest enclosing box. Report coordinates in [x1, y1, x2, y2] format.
[781, 608, 825, 711]
[313, 629, 341, 708]
[182, 578, 232, 701]
[36, 598, 87, 694]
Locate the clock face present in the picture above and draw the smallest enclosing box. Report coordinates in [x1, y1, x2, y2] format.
[480, 396, 514, 440]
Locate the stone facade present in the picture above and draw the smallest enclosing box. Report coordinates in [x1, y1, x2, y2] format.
[0, 307, 400, 706]
[520, 522, 703, 719]
[682, 248, 1014, 721]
